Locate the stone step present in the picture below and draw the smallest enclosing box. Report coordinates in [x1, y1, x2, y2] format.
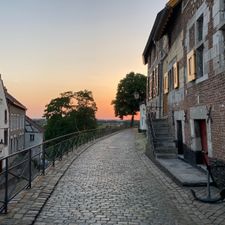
[155, 136, 174, 141]
[155, 147, 178, 154]
[152, 121, 169, 126]
[154, 131, 171, 137]
[153, 119, 168, 122]
[153, 125, 170, 130]
[155, 141, 176, 148]
[155, 153, 177, 159]
[155, 133, 173, 138]
[154, 126, 170, 131]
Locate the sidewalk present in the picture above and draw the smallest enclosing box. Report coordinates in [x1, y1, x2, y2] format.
[136, 131, 225, 225]
[136, 131, 210, 187]
[156, 157, 209, 186]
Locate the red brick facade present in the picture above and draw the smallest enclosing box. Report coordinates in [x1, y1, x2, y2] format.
[143, 0, 225, 165]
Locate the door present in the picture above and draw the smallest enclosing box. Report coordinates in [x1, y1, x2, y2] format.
[177, 120, 183, 154]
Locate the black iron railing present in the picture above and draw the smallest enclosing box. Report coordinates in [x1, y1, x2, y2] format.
[0, 126, 124, 214]
[146, 111, 156, 155]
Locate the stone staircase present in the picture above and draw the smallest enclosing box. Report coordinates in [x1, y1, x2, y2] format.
[152, 119, 178, 159]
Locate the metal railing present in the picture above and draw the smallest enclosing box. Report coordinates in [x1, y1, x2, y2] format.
[0, 126, 124, 214]
[146, 111, 156, 156]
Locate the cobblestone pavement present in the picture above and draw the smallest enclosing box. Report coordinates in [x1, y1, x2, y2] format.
[1, 129, 225, 225]
[34, 129, 198, 225]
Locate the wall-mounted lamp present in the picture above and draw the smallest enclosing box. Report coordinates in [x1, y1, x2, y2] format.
[206, 105, 213, 124]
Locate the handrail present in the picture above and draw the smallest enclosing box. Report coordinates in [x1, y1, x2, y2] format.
[148, 112, 156, 140]
[0, 128, 101, 160]
[0, 126, 126, 214]
[146, 110, 156, 156]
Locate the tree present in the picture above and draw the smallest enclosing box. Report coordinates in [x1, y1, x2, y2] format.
[44, 90, 97, 140]
[74, 90, 97, 130]
[112, 72, 146, 127]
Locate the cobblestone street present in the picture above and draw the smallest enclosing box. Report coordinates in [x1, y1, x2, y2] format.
[34, 129, 197, 225]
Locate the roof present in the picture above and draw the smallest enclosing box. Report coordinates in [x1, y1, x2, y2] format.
[25, 116, 44, 133]
[154, 0, 182, 41]
[167, 0, 181, 7]
[5, 91, 27, 110]
[142, 8, 165, 65]
[142, 0, 182, 65]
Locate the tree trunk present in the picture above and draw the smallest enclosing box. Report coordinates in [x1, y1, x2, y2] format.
[130, 114, 134, 127]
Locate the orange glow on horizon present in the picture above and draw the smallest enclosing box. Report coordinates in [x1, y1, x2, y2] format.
[0, 0, 166, 120]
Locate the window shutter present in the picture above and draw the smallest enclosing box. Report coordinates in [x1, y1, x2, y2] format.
[173, 62, 179, 89]
[187, 50, 196, 82]
[164, 72, 169, 94]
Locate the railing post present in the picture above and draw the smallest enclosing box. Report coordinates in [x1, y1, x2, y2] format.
[42, 146, 46, 175]
[72, 138, 75, 151]
[66, 140, 69, 155]
[4, 158, 8, 214]
[28, 149, 32, 188]
[52, 145, 55, 167]
[60, 142, 63, 160]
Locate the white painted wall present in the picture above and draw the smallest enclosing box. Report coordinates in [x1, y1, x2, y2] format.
[140, 104, 147, 131]
[0, 77, 9, 159]
[25, 119, 43, 158]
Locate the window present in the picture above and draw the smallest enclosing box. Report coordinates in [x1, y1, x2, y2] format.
[30, 134, 35, 142]
[4, 129, 8, 145]
[196, 45, 204, 78]
[187, 50, 196, 82]
[4, 110, 7, 124]
[168, 69, 174, 91]
[197, 15, 203, 42]
[173, 62, 179, 89]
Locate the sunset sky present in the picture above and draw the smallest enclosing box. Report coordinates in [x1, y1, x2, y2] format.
[0, 0, 166, 119]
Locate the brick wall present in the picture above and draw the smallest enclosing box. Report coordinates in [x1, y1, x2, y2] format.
[146, 0, 225, 164]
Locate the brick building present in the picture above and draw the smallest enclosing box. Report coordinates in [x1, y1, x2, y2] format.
[143, 0, 225, 166]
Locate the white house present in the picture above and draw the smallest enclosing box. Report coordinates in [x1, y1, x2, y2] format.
[25, 116, 44, 157]
[0, 76, 28, 172]
[0, 75, 9, 171]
